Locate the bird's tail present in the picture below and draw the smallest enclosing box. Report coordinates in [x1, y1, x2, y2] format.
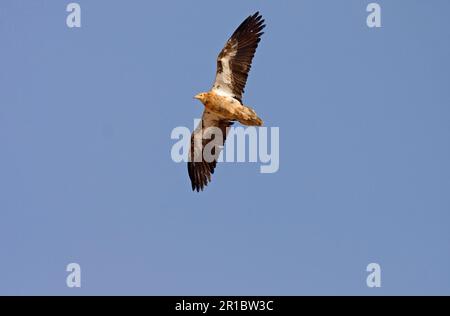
[237, 105, 263, 126]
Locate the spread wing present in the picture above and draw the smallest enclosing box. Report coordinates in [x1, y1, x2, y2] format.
[212, 12, 265, 102]
[188, 111, 233, 192]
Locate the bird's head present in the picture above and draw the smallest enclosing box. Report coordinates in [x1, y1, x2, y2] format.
[194, 92, 207, 103]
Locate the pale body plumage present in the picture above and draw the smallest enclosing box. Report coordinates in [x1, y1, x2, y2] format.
[195, 92, 262, 127]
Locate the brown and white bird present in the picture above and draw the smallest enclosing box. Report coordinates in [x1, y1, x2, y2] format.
[188, 12, 266, 192]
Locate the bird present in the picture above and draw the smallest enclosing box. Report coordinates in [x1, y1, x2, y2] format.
[188, 11, 266, 192]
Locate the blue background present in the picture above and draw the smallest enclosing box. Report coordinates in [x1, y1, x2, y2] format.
[1, 0, 449, 295]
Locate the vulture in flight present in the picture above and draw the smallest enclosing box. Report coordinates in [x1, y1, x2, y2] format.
[188, 12, 266, 192]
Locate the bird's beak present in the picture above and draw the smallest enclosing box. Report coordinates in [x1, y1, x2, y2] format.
[194, 94, 201, 100]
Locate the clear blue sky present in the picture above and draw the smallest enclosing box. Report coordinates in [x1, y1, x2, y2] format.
[1, 0, 450, 295]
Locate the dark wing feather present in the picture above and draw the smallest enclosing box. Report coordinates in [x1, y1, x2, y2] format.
[188, 111, 233, 192]
[212, 12, 265, 102]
